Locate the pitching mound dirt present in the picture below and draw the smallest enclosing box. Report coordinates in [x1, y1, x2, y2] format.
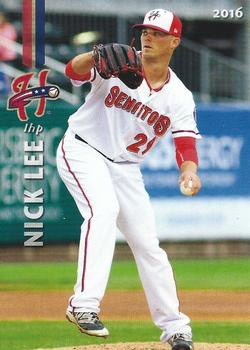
[35, 342, 250, 350]
[2, 290, 250, 321]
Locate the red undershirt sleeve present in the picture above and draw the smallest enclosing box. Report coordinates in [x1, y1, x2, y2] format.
[65, 60, 91, 81]
[174, 136, 198, 168]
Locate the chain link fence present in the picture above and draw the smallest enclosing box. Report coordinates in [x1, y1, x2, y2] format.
[44, 9, 250, 103]
[1, 1, 249, 103]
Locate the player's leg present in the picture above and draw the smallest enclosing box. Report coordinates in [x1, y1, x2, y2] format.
[56, 130, 119, 336]
[113, 162, 192, 343]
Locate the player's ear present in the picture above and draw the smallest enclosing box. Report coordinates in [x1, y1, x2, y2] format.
[171, 37, 180, 49]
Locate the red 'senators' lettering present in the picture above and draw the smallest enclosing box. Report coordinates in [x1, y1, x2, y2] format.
[104, 86, 170, 137]
[114, 92, 127, 108]
[140, 106, 152, 120]
[122, 96, 137, 112]
[104, 86, 120, 107]
[147, 111, 159, 125]
[131, 102, 142, 114]
[154, 115, 171, 137]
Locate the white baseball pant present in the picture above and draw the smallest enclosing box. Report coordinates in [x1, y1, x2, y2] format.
[56, 128, 191, 341]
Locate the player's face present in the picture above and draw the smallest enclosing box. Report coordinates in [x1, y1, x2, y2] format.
[140, 28, 180, 59]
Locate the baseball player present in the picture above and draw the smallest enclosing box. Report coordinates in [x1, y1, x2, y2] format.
[56, 8, 201, 350]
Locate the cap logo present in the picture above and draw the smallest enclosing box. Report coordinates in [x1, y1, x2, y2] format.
[148, 10, 160, 21]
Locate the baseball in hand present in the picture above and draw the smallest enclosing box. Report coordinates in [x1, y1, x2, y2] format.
[180, 180, 194, 196]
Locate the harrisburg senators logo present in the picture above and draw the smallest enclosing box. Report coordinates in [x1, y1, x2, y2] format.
[148, 10, 161, 21]
[7, 69, 60, 121]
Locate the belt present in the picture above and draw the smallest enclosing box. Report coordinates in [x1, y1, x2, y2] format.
[75, 134, 114, 162]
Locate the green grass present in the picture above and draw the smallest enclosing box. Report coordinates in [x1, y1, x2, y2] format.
[192, 322, 250, 344]
[1, 259, 250, 349]
[0, 258, 249, 291]
[0, 320, 249, 350]
[172, 258, 250, 291]
[0, 262, 76, 291]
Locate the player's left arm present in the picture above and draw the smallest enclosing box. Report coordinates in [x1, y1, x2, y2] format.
[174, 136, 201, 196]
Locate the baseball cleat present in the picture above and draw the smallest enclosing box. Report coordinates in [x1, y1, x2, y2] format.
[168, 333, 193, 350]
[66, 310, 109, 338]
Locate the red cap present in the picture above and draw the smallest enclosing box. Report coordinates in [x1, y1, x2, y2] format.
[133, 9, 182, 38]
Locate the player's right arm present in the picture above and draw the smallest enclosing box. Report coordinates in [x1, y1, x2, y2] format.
[65, 52, 94, 81]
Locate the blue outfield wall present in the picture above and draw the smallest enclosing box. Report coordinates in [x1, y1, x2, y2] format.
[142, 103, 250, 197]
[139, 103, 250, 241]
[0, 102, 249, 244]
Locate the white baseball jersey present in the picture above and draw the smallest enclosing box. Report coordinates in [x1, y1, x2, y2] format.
[57, 63, 196, 338]
[68, 67, 200, 163]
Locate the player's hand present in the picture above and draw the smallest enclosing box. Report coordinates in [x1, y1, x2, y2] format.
[178, 171, 201, 196]
[92, 43, 143, 89]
